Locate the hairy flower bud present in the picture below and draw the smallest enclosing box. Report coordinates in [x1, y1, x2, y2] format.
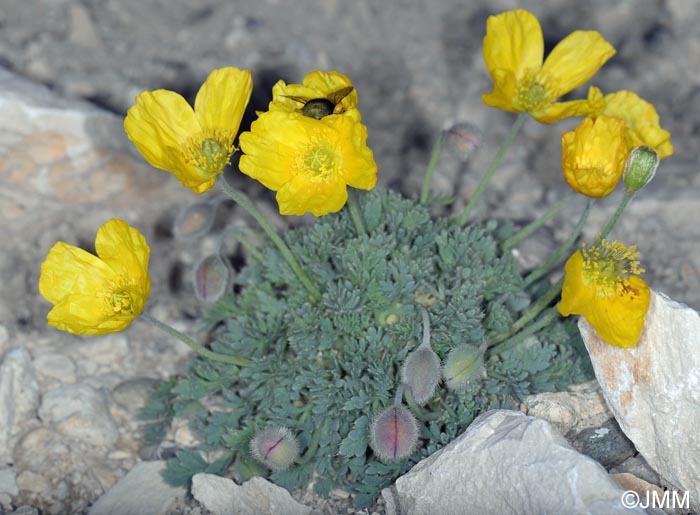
[193, 254, 231, 303]
[173, 201, 217, 240]
[623, 146, 659, 193]
[442, 122, 481, 161]
[443, 344, 484, 391]
[370, 406, 419, 462]
[402, 347, 441, 405]
[250, 426, 299, 471]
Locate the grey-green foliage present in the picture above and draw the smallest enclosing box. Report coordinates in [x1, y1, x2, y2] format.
[143, 188, 591, 507]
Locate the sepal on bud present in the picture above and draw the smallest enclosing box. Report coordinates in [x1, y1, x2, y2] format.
[193, 254, 232, 303]
[443, 344, 484, 391]
[442, 122, 482, 161]
[623, 146, 659, 193]
[249, 426, 299, 472]
[369, 405, 419, 462]
[173, 201, 217, 240]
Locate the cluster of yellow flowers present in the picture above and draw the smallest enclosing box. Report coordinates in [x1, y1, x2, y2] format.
[38, 8, 671, 350]
[483, 9, 672, 199]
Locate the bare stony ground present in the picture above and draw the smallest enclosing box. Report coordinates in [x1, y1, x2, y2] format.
[0, 0, 699, 513]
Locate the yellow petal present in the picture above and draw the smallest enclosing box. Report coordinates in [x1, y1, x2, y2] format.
[541, 31, 615, 98]
[534, 98, 595, 124]
[194, 67, 253, 135]
[558, 251, 595, 316]
[124, 89, 200, 173]
[483, 10, 544, 82]
[46, 295, 135, 336]
[276, 173, 348, 216]
[589, 276, 650, 348]
[482, 69, 521, 113]
[326, 116, 377, 190]
[95, 219, 151, 290]
[598, 90, 673, 159]
[39, 242, 114, 304]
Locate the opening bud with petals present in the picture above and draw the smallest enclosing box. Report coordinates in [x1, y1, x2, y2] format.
[250, 426, 300, 472]
[369, 405, 419, 462]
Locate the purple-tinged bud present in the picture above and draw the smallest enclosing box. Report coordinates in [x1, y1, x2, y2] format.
[250, 426, 299, 472]
[193, 254, 231, 303]
[443, 344, 484, 391]
[402, 347, 441, 405]
[369, 406, 419, 462]
[442, 122, 481, 161]
[173, 201, 216, 240]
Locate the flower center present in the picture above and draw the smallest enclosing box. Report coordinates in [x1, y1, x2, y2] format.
[581, 238, 645, 297]
[183, 131, 235, 178]
[297, 142, 341, 181]
[516, 70, 554, 114]
[102, 277, 142, 316]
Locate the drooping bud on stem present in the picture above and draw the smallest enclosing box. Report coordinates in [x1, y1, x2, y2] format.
[623, 146, 659, 193]
[401, 307, 441, 405]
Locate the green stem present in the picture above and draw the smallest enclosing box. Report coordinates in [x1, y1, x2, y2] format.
[489, 276, 564, 347]
[487, 307, 559, 356]
[500, 192, 575, 252]
[598, 190, 635, 240]
[220, 226, 265, 263]
[298, 418, 326, 464]
[218, 177, 321, 302]
[523, 198, 593, 287]
[140, 312, 253, 365]
[454, 113, 527, 226]
[420, 132, 443, 205]
[346, 189, 367, 237]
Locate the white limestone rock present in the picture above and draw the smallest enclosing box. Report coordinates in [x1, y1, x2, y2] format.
[88, 461, 185, 515]
[381, 409, 662, 515]
[191, 474, 311, 515]
[579, 290, 700, 513]
[0, 348, 40, 465]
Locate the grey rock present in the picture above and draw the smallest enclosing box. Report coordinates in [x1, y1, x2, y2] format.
[88, 461, 185, 515]
[381, 409, 661, 515]
[579, 290, 700, 512]
[0, 348, 40, 465]
[571, 419, 637, 470]
[38, 383, 118, 448]
[32, 352, 77, 385]
[191, 474, 311, 515]
[111, 377, 158, 411]
[0, 467, 18, 496]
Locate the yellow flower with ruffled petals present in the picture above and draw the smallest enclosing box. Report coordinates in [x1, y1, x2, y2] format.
[124, 67, 253, 194]
[561, 115, 629, 197]
[558, 239, 650, 348]
[587, 86, 673, 159]
[239, 111, 377, 216]
[269, 70, 361, 122]
[482, 9, 616, 123]
[39, 219, 151, 336]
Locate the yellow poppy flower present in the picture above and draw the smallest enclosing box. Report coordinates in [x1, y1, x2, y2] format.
[39, 219, 151, 336]
[124, 67, 253, 194]
[239, 110, 377, 216]
[482, 9, 616, 123]
[587, 86, 674, 159]
[269, 70, 361, 122]
[558, 239, 651, 348]
[561, 115, 629, 197]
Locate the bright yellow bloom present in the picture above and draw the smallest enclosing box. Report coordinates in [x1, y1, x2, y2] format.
[39, 219, 151, 336]
[558, 239, 651, 348]
[124, 67, 253, 194]
[587, 86, 674, 159]
[239, 110, 377, 216]
[561, 115, 629, 197]
[269, 70, 361, 122]
[482, 9, 615, 123]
